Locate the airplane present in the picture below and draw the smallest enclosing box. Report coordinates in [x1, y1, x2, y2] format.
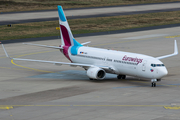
[1, 6, 178, 87]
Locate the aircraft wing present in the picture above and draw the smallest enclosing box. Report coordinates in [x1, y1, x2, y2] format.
[2, 44, 111, 70]
[156, 40, 178, 59]
[11, 57, 111, 70]
[12, 58, 93, 67]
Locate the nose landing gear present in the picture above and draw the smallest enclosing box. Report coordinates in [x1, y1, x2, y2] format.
[151, 82, 156, 87]
[151, 79, 157, 87]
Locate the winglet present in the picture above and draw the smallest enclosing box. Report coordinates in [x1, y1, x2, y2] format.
[1, 44, 12, 59]
[156, 40, 178, 59]
[174, 40, 178, 55]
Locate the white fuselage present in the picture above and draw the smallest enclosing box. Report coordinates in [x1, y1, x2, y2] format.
[67, 46, 168, 79]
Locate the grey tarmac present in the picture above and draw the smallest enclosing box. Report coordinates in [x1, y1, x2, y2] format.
[0, 26, 180, 120]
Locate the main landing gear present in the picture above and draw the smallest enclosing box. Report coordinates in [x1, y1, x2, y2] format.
[151, 79, 157, 87]
[117, 75, 126, 79]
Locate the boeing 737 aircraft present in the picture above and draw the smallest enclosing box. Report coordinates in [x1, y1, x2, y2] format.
[2, 6, 178, 87]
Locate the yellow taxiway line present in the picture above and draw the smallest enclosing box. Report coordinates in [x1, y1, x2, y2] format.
[11, 59, 52, 73]
[164, 106, 180, 110]
[0, 105, 180, 110]
[0, 106, 13, 110]
[165, 34, 180, 38]
[10, 50, 54, 73]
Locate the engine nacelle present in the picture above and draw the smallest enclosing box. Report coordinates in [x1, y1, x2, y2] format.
[87, 67, 106, 80]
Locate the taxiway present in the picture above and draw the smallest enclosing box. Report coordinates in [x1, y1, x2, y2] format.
[0, 26, 180, 120]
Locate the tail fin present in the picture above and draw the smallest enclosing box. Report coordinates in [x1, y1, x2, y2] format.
[58, 6, 81, 46]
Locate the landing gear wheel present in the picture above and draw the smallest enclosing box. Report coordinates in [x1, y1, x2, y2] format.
[117, 75, 122, 79]
[89, 78, 94, 80]
[151, 79, 157, 87]
[151, 83, 154, 87]
[151, 82, 156, 87]
[117, 75, 126, 79]
[122, 75, 126, 79]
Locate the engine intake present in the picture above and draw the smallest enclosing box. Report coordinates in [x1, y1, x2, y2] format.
[87, 67, 106, 80]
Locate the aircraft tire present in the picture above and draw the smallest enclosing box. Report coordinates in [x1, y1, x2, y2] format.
[122, 75, 126, 79]
[117, 75, 122, 79]
[151, 82, 156, 87]
[89, 78, 94, 80]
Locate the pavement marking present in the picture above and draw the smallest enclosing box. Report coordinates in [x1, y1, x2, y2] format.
[0, 106, 13, 110]
[164, 106, 180, 110]
[0, 66, 11, 69]
[1, 105, 179, 110]
[0, 66, 32, 71]
[13, 50, 54, 58]
[11, 59, 52, 73]
[1, 105, 165, 107]
[10, 50, 54, 73]
[124, 34, 167, 40]
[165, 35, 180, 38]
[72, 105, 164, 107]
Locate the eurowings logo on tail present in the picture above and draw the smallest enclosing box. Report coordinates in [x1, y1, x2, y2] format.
[57, 6, 82, 59]
[58, 6, 81, 47]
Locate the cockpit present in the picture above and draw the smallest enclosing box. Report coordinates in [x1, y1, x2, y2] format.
[151, 64, 164, 67]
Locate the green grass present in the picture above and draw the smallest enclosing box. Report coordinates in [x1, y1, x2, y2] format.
[1, 0, 180, 12]
[1, 11, 180, 41]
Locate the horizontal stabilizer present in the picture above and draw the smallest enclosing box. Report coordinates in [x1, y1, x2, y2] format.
[81, 41, 91, 45]
[23, 43, 63, 49]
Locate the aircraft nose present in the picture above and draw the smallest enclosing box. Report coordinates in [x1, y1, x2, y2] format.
[159, 68, 168, 77]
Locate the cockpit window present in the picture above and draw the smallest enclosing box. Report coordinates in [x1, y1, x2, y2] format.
[151, 64, 164, 67]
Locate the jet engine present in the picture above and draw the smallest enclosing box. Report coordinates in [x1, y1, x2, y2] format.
[87, 67, 106, 80]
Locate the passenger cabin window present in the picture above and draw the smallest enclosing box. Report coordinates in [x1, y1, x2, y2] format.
[151, 64, 164, 67]
[106, 59, 112, 62]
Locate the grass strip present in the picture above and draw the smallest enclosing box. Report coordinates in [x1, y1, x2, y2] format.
[1, 11, 180, 41]
[1, 0, 180, 12]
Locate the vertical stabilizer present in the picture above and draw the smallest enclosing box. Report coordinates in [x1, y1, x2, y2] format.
[57, 6, 81, 46]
